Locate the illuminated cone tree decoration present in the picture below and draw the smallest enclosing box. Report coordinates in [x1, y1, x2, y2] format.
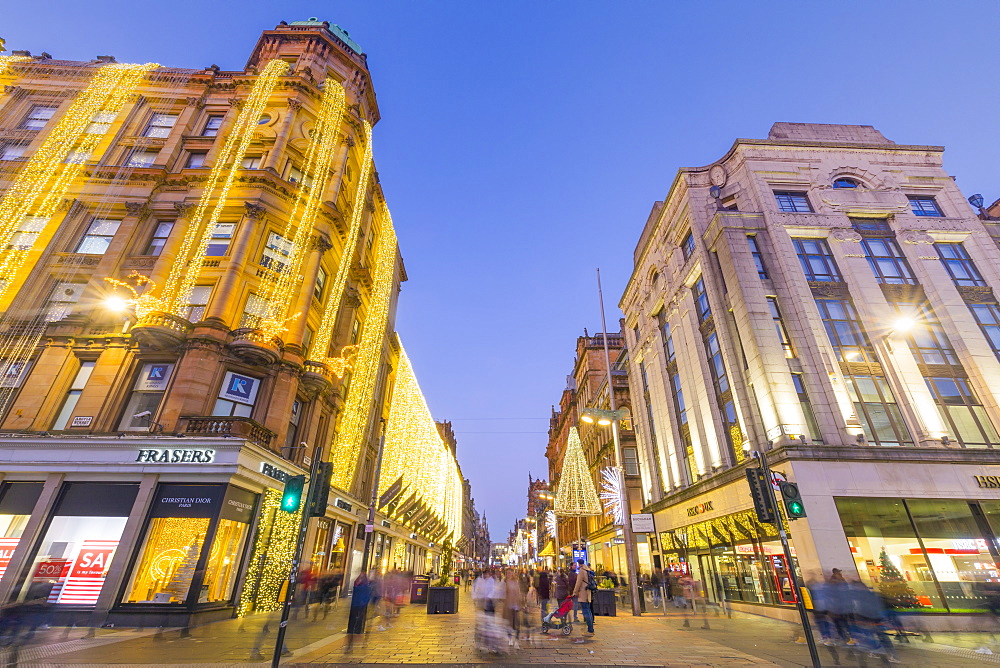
[554, 427, 601, 517]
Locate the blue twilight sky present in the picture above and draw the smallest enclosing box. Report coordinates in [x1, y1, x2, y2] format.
[5, 1, 999, 540]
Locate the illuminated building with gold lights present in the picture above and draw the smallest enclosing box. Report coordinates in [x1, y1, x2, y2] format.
[621, 123, 1000, 624]
[0, 19, 465, 627]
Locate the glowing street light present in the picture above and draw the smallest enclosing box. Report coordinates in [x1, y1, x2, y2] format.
[103, 295, 129, 313]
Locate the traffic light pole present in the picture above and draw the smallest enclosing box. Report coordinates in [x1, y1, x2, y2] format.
[751, 450, 820, 668]
[271, 449, 320, 668]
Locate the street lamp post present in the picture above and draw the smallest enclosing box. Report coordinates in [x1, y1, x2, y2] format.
[596, 268, 643, 617]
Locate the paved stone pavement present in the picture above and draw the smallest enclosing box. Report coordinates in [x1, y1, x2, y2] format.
[9, 589, 1000, 666]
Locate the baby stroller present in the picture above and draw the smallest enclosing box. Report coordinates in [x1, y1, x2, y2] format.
[541, 596, 575, 635]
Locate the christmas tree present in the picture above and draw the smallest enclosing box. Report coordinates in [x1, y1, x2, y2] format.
[876, 547, 921, 608]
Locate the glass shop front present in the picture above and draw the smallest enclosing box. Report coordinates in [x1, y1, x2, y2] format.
[121, 483, 257, 608]
[836, 497, 1000, 613]
[0, 483, 43, 581]
[660, 509, 801, 608]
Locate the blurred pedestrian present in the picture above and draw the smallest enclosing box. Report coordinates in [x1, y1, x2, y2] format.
[537, 570, 551, 620]
[346, 572, 373, 651]
[572, 559, 595, 638]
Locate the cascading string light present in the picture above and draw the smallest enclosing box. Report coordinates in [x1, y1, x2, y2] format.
[0, 55, 30, 77]
[236, 488, 301, 616]
[553, 427, 602, 517]
[308, 120, 373, 363]
[380, 347, 464, 538]
[159, 58, 289, 316]
[599, 465, 626, 525]
[255, 78, 346, 339]
[0, 62, 159, 304]
[329, 199, 396, 491]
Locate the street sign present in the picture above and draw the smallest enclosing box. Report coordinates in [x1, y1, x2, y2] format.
[630, 513, 654, 533]
[770, 471, 787, 491]
[378, 476, 405, 509]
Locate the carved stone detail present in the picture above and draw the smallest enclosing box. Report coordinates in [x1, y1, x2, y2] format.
[125, 201, 147, 216]
[899, 230, 934, 245]
[243, 202, 266, 219]
[309, 234, 333, 254]
[286, 98, 302, 111]
[344, 134, 355, 148]
[344, 286, 361, 308]
[829, 228, 862, 243]
[173, 201, 194, 217]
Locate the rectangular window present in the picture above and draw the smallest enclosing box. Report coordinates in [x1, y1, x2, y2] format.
[793, 238, 841, 282]
[693, 277, 711, 321]
[21, 105, 56, 130]
[893, 302, 958, 365]
[201, 115, 224, 137]
[844, 375, 912, 446]
[64, 150, 92, 164]
[925, 377, 999, 448]
[0, 144, 26, 160]
[260, 231, 293, 273]
[970, 303, 1000, 361]
[125, 149, 158, 168]
[705, 332, 729, 394]
[313, 266, 327, 302]
[302, 327, 314, 358]
[767, 297, 795, 358]
[117, 362, 174, 431]
[143, 221, 173, 256]
[815, 298, 876, 363]
[85, 111, 116, 135]
[861, 237, 917, 285]
[185, 152, 206, 169]
[623, 447, 639, 476]
[908, 195, 942, 217]
[240, 292, 269, 329]
[8, 216, 47, 251]
[46, 282, 85, 322]
[774, 191, 812, 213]
[681, 231, 695, 260]
[213, 371, 260, 418]
[285, 399, 303, 452]
[185, 286, 211, 322]
[935, 243, 986, 287]
[51, 361, 95, 430]
[241, 155, 262, 169]
[284, 161, 303, 184]
[75, 218, 120, 255]
[143, 113, 178, 138]
[204, 222, 235, 256]
[660, 320, 675, 364]
[671, 372, 687, 425]
[791, 374, 822, 443]
[747, 235, 768, 279]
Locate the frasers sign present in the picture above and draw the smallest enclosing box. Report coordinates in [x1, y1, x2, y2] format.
[136, 449, 215, 464]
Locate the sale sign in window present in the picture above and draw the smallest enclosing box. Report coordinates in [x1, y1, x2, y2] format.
[55, 540, 119, 605]
[0, 537, 19, 579]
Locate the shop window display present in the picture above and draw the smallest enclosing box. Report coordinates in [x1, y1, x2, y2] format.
[122, 484, 254, 606]
[0, 483, 42, 579]
[21, 483, 138, 605]
[836, 496, 1000, 612]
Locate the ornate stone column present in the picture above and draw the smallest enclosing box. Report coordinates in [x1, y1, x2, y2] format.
[287, 234, 332, 348]
[263, 98, 301, 174]
[204, 202, 265, 325]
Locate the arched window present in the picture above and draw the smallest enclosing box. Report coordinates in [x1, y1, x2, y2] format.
[833, 177, 860, 189]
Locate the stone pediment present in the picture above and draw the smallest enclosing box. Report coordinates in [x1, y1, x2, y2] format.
[817, 188, 909, 216]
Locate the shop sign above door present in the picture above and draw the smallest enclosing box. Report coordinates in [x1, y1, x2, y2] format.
[686, 501, 714, 517]
[135, 448, 216, 463]
[975, 475, 1000, 488]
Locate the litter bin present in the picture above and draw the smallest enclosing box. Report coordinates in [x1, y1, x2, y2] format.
[410, 574, 431, 604]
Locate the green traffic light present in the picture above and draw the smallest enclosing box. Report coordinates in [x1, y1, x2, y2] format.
[788, 501, 804, 516]
[281, 475, 305, 512]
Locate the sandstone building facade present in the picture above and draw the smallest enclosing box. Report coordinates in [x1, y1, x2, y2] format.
[0, 20, 465, 626]
[621, 123, 1000, 621]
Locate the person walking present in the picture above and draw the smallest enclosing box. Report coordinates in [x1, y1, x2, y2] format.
[567, 567, 580, 622]
[572, 559, 596, 638]
[537, 570, 551, 620]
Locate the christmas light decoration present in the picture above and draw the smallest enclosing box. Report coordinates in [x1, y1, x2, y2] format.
[380, 346, 464, 538]
[0, 61, 159, 303]
[104, 272, 167, 319]
[545, 509, 557, 538]
[329, 200, 396, 491]
[236, 488, 301, 616]
[599, 466, 626, 525]
[160, 58, 289, 315]
[553, 427, 601, 517]
[255, 78, 346, 337]
[0, 55, 29, 77]
[308, 120, 373, 363]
